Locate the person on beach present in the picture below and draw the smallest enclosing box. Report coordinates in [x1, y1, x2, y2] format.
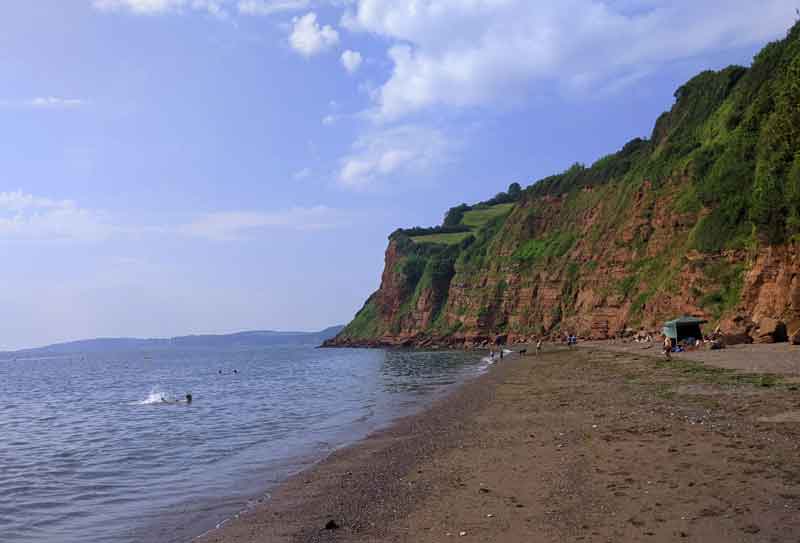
[536, 339, 543, 355]
[663, 336, 673, 360]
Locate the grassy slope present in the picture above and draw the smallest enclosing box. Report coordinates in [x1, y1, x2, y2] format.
[410, 232, 473, 245]
[461, 204, 515, 228]
[410, 203, 515, 245]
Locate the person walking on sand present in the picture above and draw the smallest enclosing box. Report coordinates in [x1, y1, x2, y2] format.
[663, 336, 673, 360]
[536, 339, 543, 355]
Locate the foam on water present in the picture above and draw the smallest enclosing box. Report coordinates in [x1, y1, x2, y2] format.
[137, 388, 169, 405]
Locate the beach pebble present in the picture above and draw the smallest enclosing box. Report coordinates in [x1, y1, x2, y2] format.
[459, 531, 467, 536]
[324, 520, 340, 530]
[487, 513, 494, 518]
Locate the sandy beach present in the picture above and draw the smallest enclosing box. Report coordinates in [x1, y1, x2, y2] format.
[198, 346, 800, 543]
[581, 340, 800, 376]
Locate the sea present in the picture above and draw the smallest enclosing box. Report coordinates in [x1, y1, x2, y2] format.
[0, 345, 491, 543]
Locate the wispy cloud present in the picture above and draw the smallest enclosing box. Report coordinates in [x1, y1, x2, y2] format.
[0, 190, 113, 241]
[93, 0, 312, 17]
[92, 0, 228, 16]
[28, 97, 86, 108]
[338, 124, 451, 189]
[178, 206, 348, 240]
[293, 167, 313, 180]
[0, 191, 349, 242]
[237, 0, 309, 16]
[0, 97, 87, 109]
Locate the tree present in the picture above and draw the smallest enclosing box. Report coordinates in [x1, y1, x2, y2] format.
[443, 203, 470, 226]
[508, 182, 522, 200]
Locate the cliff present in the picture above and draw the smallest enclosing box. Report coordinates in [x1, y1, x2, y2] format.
[327, 22, 800, 348]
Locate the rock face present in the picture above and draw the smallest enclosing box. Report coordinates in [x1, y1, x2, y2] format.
[752, 318, 788, 344]
[326, 23, 800, 349]
[788, 320, 800, 345]
[326, 196, 800, 348]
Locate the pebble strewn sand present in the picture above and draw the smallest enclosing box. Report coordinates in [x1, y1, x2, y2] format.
[198, 346, 800, 543]
[582, 340, 800, 375]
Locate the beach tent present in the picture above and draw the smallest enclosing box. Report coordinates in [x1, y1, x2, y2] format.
[662, 316, 707, 341]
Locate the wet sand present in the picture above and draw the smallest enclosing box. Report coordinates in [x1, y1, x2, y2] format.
[198, 347, 800, 542]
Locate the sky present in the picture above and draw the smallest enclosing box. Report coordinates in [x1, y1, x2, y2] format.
[0, 0, 797, 350]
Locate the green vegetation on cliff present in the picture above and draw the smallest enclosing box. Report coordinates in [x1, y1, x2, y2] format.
[335, 21, 800, 345]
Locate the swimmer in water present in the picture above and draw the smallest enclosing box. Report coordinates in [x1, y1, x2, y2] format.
[185, 393, 192, 404]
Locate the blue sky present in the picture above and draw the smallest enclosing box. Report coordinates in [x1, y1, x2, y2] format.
[0, 0, 797, 349]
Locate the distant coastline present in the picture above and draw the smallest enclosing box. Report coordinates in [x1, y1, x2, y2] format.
[2, 325, 344, 355]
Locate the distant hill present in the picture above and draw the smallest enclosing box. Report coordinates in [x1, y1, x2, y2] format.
[6, 326, 345, 355]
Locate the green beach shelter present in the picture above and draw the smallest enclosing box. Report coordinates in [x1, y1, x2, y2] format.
[662, 316, 707, 341]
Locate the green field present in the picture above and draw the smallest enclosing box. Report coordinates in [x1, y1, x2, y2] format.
[410, 232, 473, 245]
[410, 203, 515, 245]
[461, 203, 515, 228]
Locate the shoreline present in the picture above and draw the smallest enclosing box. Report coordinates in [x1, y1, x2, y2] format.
[196, 350, 510, 543]
[112, 347, 492, 543]
[198, 345, 800, 542]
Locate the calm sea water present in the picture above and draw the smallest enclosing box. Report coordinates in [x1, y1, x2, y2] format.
[0, 345, 489, 543]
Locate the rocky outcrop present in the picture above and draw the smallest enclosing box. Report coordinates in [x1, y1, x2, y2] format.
[788, 319, 800, 345]
[752, 318, 788, 344]
[327, 184, 800, 348]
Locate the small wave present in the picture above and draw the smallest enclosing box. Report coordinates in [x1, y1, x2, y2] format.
[136, 388, 193, 406]
[137, 388, 169, 405]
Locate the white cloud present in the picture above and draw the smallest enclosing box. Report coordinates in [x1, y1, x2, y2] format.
[93, 0, 317, 17]
[28, 97, 86, 108]
[322, 114, 338, 125]
[341, 49, 363, 73]
[0, 190, 350, 242]
[0, 191, 113, 242]
[237, 0, 309, 15]
[179, 206, 347, 240]
[342, 0, 798, 120]
[293, 167, 313, 179]
[93, 0, 228, 16]
[289, 12, 340, 57]
[0, 97, 87, 109]
[338, 124, 449, 188]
